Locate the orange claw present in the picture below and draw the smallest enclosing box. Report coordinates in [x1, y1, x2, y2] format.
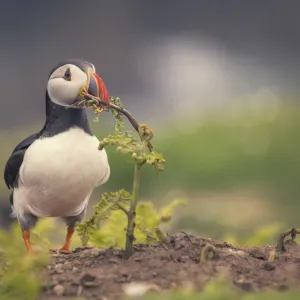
[59, 226, 74, 254]
[23, 230, 33, 255]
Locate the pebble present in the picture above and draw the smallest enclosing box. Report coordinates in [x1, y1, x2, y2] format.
[233, 280, 254, 292]
[108, 258, 119, 264]
[134, 257, 143, 262]
[80, 272, 98, 288]
[54, 265, 64, 274]
[123, 282, 161, 297]
[249, 249, 266, 260]
[262, 262, 276, 271]
[53, 284, 64, 296]
[82, 281, 99, 288]
[275, 284, 289, 291]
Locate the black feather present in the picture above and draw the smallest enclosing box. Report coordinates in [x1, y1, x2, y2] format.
[4, 133, 39, 189]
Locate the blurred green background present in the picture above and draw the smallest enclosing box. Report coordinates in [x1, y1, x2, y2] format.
[1, 95, 299, 245]
[1, 1, 300, 247]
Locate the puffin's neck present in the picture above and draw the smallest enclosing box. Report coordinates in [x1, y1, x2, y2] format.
[39, 92, 92, 137]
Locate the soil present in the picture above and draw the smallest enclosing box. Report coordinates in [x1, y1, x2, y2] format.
[41, 233, 300, 300]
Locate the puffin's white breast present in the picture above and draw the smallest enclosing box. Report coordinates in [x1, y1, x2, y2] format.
[13, 128, 110, 219]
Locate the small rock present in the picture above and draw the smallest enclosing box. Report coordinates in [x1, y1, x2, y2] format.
[177, 256, 183, 262]
[233, 280, 254, 292]
[54, 264, 63, 274]
[275, 284, 289, 291]
[249, 249, 266, 260]
[82, 281, 99, 288]
[181, 255, 189, 262]
[134, 257, 143, 262]
[262, 262, 276, 271]
[123, 282, 161, 297]
[80, 272, 98, 288]
[72, 267, 79, 273]
[53, 284, 64, 296]
[80, 273, 96, 283]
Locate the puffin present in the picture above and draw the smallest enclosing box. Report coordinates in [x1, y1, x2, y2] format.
[4, 59, 110, 254]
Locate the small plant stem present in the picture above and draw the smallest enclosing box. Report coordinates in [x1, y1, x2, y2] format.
[276, 227, 300, 252]
[125, 163, 141, 259]
[116, 204, 129, 215]
[200, 244, 216, 263]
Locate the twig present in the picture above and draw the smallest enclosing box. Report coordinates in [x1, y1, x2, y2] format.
[180, 231, 192, 243]
[116, 203, 129, 216]
[276, 227, 300, 252]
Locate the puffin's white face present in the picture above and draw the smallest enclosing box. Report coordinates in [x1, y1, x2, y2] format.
[47, 64, 92, 107]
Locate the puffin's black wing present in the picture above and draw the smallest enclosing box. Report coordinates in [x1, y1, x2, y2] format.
[4, 133, 39, 189]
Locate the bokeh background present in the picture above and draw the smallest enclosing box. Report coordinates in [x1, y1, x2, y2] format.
[1, 0, 300, 244]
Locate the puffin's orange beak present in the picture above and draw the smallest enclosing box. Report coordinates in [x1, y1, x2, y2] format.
[87, 71, 110, 109]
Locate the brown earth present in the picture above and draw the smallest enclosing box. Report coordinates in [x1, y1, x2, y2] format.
[41, 233, 300, 300]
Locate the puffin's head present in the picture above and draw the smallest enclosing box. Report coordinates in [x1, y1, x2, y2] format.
[47, 59, 109, 108]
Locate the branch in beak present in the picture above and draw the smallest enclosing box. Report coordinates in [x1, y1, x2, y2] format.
[75, 92, 154, 152]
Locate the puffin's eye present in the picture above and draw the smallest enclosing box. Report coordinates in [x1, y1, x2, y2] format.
[64, 68, 71, 81]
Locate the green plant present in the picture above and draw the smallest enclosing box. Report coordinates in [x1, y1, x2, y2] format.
[0, 222, 50, 300]
[76, 96, 168, 258]
[77, 197, 186, 249]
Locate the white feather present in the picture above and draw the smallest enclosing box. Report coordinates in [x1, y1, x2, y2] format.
[12, 128, 109, 221]
[47, 64, 88, 107]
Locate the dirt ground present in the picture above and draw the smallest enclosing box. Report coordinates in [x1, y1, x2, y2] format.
[41, 233, 300, 300]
